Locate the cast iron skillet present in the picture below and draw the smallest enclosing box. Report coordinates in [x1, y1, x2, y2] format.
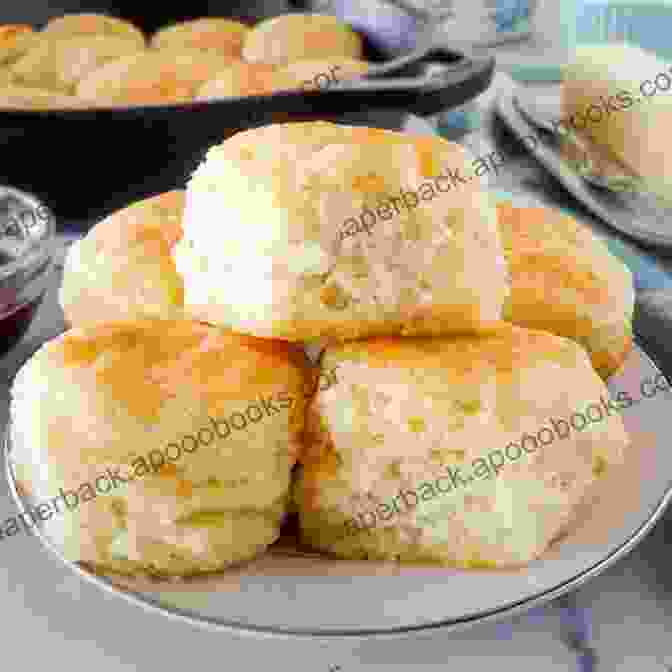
[0, 3, 494, 220]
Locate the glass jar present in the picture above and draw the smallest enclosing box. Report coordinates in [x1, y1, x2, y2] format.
[0, 186, 55, 359]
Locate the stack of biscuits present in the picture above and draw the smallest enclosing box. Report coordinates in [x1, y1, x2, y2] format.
[0, 12, 371, 109]
[11, 120, 634, 577]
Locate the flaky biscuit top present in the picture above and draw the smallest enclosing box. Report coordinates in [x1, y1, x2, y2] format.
[174, 122, 509, 340]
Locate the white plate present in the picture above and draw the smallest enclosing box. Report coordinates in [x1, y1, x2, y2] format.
[4, 338, 672, 640]
[496, 85, 672, 250]
[4, 176, 672, 639]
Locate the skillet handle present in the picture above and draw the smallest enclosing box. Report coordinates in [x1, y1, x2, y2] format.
[364, 37, 473, 78]
[326, 46, 495, 116]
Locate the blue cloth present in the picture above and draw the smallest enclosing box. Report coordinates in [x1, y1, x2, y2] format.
[493, 0, 533, 32]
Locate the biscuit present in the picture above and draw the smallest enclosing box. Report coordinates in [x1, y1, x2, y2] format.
[8, 35, 143, 94]
[496, 201, 634, 378]
[293, 325, 629, 568]
[562, 43, 672, 202]
[0, 24, 38, 67]
[173, 121, 509, 341]
[274, 58, 370, 91]
[150, 18, 249, 59]
[242, 13, 363, 65]
[76, 48, 236, 105]
[0, 85, 83, 109]
[41, 13, 145, 48]
[59, 191, 186, 327]
[195, 61, 283, 100]
[10, 319, 309, 577]
[196, 59, 369, 101]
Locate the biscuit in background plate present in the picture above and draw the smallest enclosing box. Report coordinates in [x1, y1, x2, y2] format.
[8, 35, 143, 94]
[59, 191, 186, 327]
[0, 24, 38, 67]
[41, 13, 145, 48]
[293, 325, 629, 568]
[10, 319, 309, 577]
[76, 47, 237, 105]
[150, 18, 249, 59]
[173, 121, 509, 342]
[496, 202, 634, 378]
[562, 43, 672, 202]
[0, 85, 83, 109]
[242, 13, 363, 65]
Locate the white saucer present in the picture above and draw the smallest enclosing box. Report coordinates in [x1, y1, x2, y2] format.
[496, 85, 672, 250]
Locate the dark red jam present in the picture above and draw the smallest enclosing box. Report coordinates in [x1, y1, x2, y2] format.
[0, 292, 45, 358]
[0, 248, 47, 358]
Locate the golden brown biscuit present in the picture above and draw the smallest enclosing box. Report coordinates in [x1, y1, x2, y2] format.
[8, 35, 143, 94]
[173, 121, 509, 341]
[150, 18, 249, 59]
[10, 319, 309, 577]
[496, 201, 634, 378]
[242, 13, 363, 65]
[76, 48, 237, 105]
[59, 191, 186, 327]
[294, 325, 629, 568]
[196, 61, 282, 100]
[196, 58, 370, 102]
[0, 24, 38, 67]
[0, 85, 83, 109]
[275, 58, 370, 91]
[562, 43, 672, 202]
[41, 13, 145, 48]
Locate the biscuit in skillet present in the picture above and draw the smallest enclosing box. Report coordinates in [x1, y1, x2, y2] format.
[150, 18, 249, 59]
[274, 58, 370, 91]
[0, 24, 38, 67]
[8, 34, 143, 94]
[195, 58, 369, 100]
[0, 85, 84, 109]
[41, 13, 145, 48]
[76, 47, 237, 105]
[195, 61, 283, 99]
[242, 13, 363, 65]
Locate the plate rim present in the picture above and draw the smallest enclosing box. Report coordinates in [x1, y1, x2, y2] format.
[4, 338, 672, 640]
[495, 86, 672, 250]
